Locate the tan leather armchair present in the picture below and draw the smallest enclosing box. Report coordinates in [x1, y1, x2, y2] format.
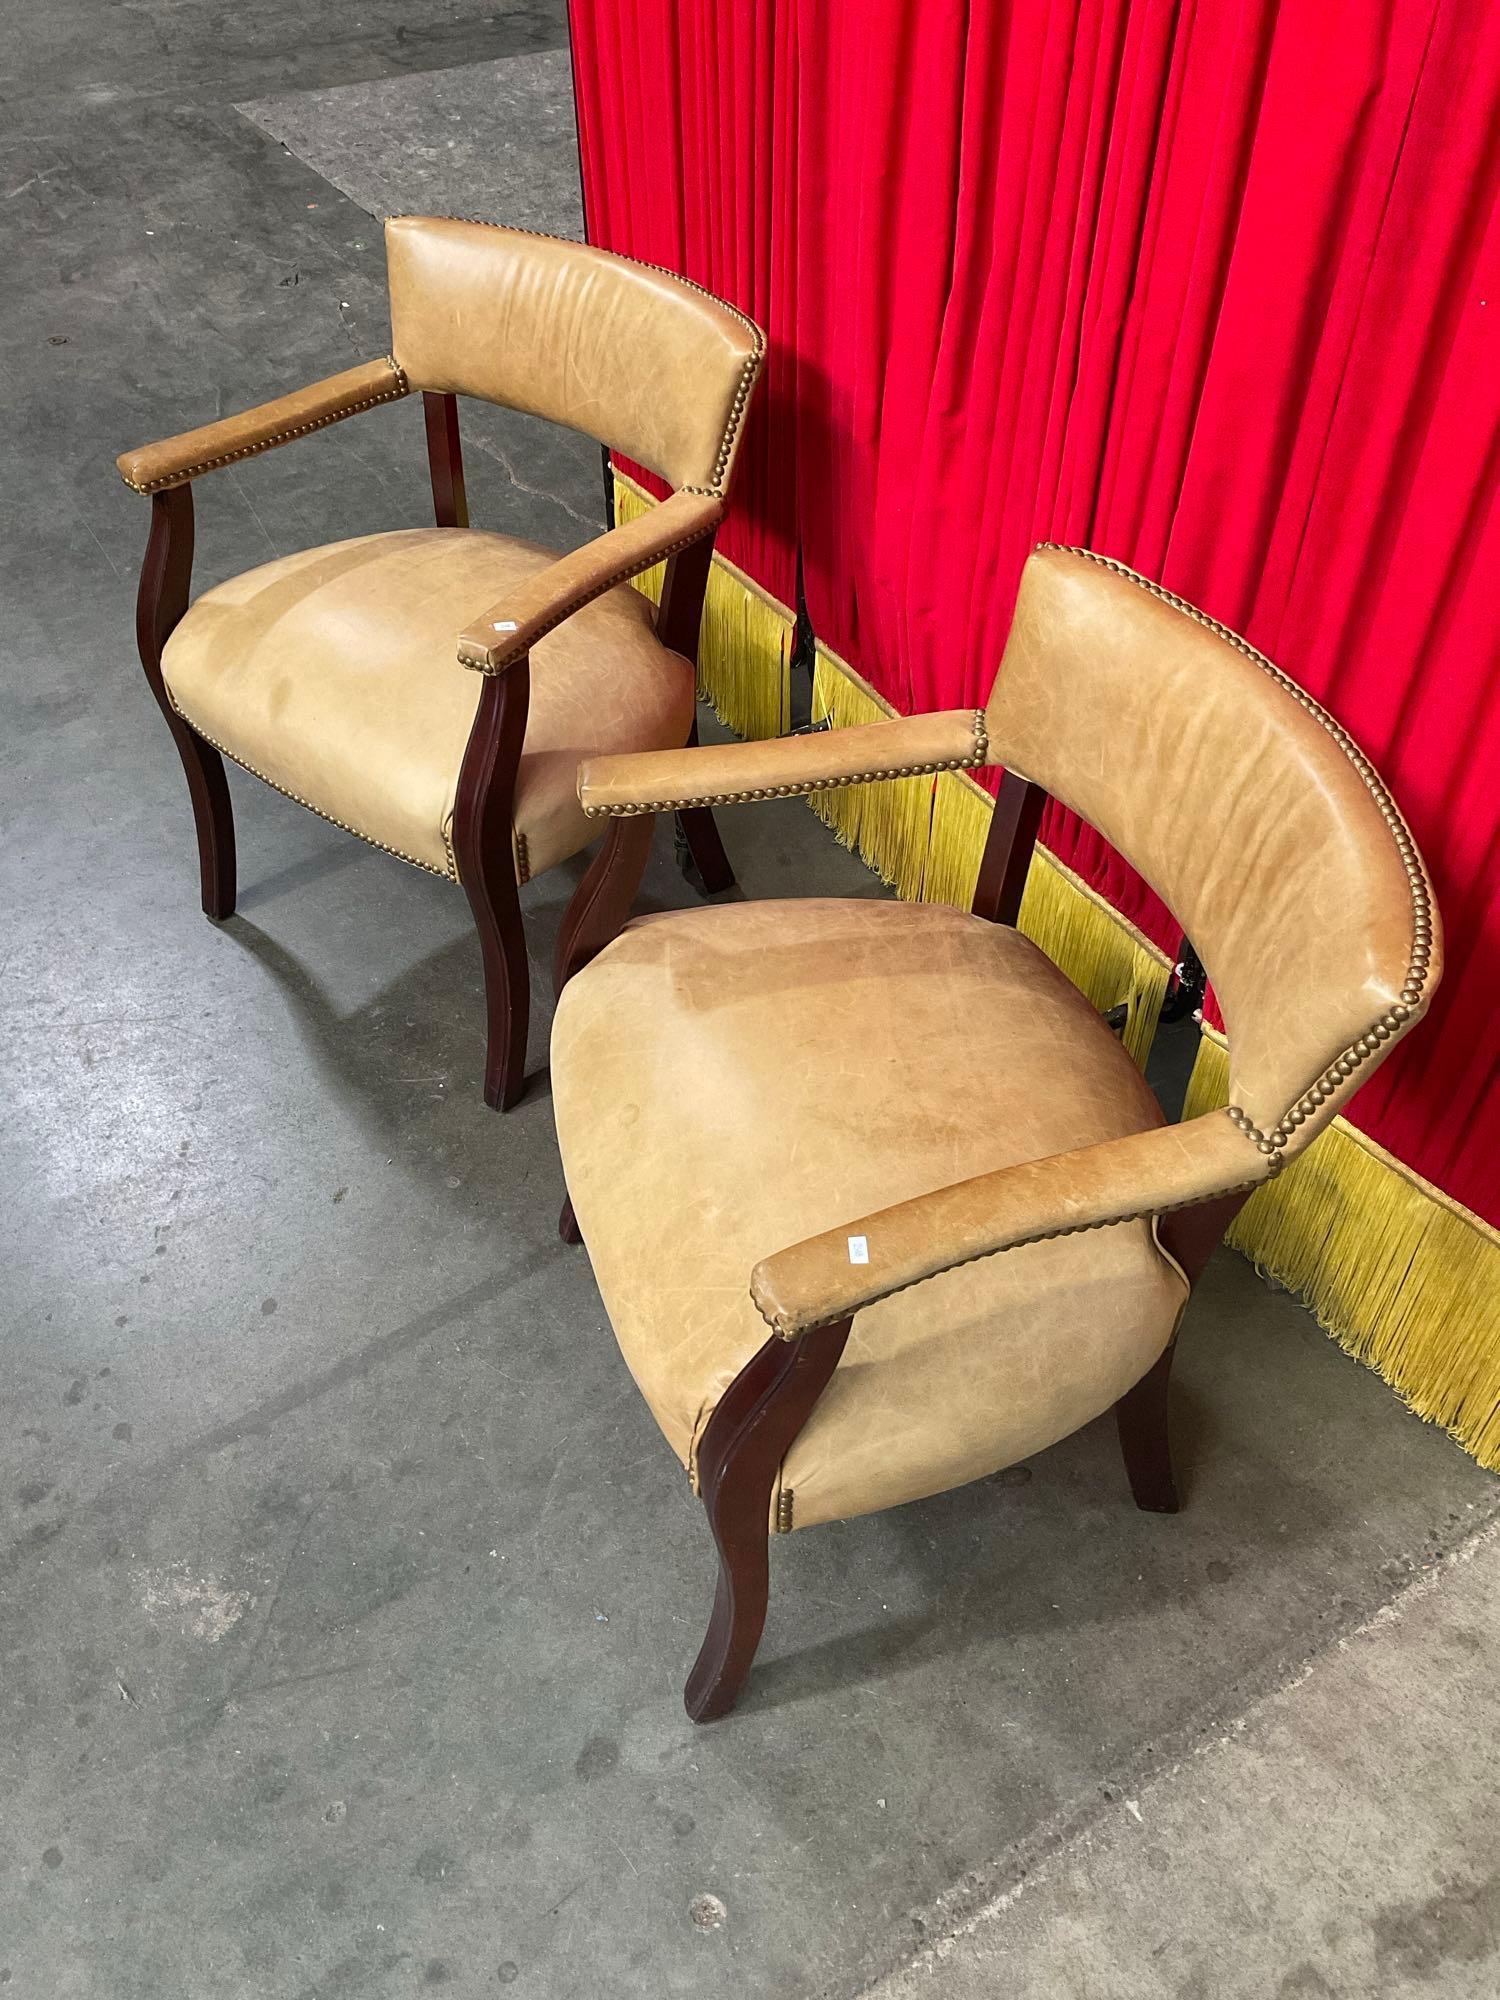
[118, 217, 764, 1108]
[549, 545, 1442, 1720]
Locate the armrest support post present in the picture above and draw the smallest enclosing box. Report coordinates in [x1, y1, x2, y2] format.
[423, 390, 469, 529]
[657, 531, 715, 661]
[972, 767, 1047, 926]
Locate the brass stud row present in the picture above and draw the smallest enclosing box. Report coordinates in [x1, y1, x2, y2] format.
[453, 216, 767, 498]
[1037, 544, 1434, 1154]
[123, 363, 410, 493]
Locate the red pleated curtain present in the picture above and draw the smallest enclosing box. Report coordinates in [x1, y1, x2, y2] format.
[570, 0, 1500, 1457]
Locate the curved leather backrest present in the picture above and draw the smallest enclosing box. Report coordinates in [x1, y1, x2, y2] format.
[385, 216, 763, 494]
[985, 547, 1440, 1152]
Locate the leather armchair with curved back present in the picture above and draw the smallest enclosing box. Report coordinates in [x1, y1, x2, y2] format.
[549, 544, 1441, 1720]
[118, 217, 764, 1108]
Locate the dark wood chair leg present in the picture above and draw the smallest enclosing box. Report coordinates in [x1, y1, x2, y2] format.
[677, 802, 736, 896]
[552, 813, 655, 996]
[134, 486, 237, 919]
[461, 854, 529, 1111]
[452, 664, 532, 1111]
[177, 731, 236, 920]
[558, 1196, 582, 1245]
[1117, 1189, 1255, 1511]
[684, 1317, 852, 1723]
[1116, 1342, 1179, 1513]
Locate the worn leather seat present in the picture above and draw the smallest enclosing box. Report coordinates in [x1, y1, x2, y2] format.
[117, 215, 765, 1108]
[551, 545, 1440, 1722]
[553, 895, 1187, 1529]
[162, 527, 691, 883]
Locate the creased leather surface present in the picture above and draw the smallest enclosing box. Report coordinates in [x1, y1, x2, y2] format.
[386, 217, 761, 491]
[552, 898, 1186, 1530]
[457, 490, 723, 673]
[751, 1112, 1268, 1337]
[987, 551, 1435, 1138]
[578, 707, 987, 814]
[116, 358, 407, 493]
[162, 528, 692, 880]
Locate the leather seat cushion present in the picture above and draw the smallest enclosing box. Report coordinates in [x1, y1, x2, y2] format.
[551, 898, 1189, 1531]
[161, 528, 693, 881]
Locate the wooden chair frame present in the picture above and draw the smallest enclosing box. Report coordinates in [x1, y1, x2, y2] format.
[555, 769, 1252, 1720]
[131, 390, 734, 1111]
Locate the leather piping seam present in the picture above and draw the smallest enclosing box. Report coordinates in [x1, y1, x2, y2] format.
[1036, 544, 1434, 1154]
[445, 216, 765, 495]
[121, 362, 410, 494]
[168, 697, 459, 884]
[582, 712, 991, 817]
[756, 1155, 1276, 1341]
[457, 518, 718, 675]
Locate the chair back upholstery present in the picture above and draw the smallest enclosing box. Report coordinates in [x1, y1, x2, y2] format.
[985, 546, 1440, 1157]
[386, 217, 763, 495]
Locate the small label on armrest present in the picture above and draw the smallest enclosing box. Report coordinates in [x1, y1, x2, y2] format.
[847, 1235, 869, 1265]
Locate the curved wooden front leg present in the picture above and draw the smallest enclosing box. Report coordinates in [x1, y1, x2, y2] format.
[134, 487, 236, 919]
[452, 663, 531, 1110]
[551, 813, 655, 997]
[685, 1316, 853, 1723]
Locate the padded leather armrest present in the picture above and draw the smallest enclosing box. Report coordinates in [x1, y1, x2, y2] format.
[578, 707, 992, 817]
[116, 357, 410, 495]
[749, 1111, 1276, 1338]
[456, 488, 724, 675]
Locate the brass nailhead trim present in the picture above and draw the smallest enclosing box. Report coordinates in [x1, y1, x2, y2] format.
[169, 700, 459, 883]
[775, 1488, 794, 1534]
[122, 362, 410, 494]
[449, 217, 766, 498]
[749, 521, 1449, 1346]
[458, 519, 717, 675]
[583, 711, 990, 817]
[1036, 544, 1434, 1151]
[514, 828, 530, 886]
[758, 1167, 1276, 1341]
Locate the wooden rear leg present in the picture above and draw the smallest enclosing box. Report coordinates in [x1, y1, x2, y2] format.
[676, 805, 736, 896]
[685, 1317, 852, 1723]
[1115, 1342, 1178, 1513]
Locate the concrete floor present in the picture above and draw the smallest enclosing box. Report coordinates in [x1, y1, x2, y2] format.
[2, 4, 1496, 1996]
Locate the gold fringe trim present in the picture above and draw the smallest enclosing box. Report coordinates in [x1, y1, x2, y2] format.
[807, 658, 1170, 1068]
[1185, 1030, 1500, 1471]
[613, 472, 792, 741]
[1012, 843, 1171, 1071]
[806, 645, 932, 901]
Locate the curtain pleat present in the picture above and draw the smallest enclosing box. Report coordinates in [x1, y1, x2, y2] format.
[570, 0, 1500, 1234]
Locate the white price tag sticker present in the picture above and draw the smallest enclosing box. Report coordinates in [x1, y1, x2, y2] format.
[847, 1234, 869, 1265]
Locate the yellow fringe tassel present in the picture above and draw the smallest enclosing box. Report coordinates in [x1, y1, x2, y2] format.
[808, 662, 1171, 1068]
[612, 472, 792, 741]
[805, 646, 932, 901]
[1185, 1031, 1500, 1471]
[1012, 845, 1171, 1070]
